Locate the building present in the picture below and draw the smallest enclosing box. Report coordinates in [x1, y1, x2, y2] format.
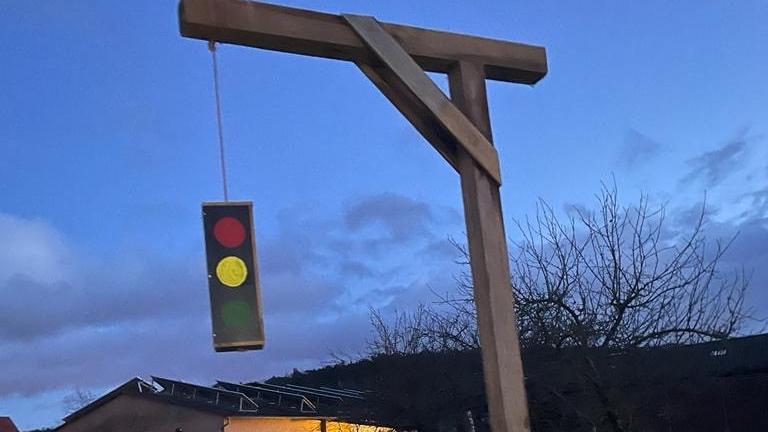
[0, 417, 20, 432]
[56, 376, 394, 432]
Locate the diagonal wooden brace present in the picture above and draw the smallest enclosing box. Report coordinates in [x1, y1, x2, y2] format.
[343, 14, 502, 185]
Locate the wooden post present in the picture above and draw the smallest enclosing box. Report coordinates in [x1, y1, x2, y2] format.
[449, 61, 531, 432]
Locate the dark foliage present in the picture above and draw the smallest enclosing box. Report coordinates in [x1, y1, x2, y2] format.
[269, 335, 768, 432]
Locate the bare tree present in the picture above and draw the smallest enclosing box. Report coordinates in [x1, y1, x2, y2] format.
[509, 184, 748, 351]
[62, 388, 96, 414]
[391, 184, 749, 353]
[368, 183, 752, 431]
[367, 305, 430, 356]
[367, 302, 481, 356]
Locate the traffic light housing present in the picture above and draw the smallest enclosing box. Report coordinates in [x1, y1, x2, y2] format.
[202, 201, 265, 351]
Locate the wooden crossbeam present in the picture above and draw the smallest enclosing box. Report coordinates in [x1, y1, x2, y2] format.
[344, 15, 501, 184]
[179, 0, 547, 84]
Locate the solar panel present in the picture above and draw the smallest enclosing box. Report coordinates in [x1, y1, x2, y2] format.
[284, 383, 365, 400]
[152, 376, 259, 413]
[216, 381, 318, 413]
[255, 382, 352, 403]
[319, 386, 365, 397]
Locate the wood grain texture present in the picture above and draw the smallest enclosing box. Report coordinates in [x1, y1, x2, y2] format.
[344, 15, 501, 184]
[179, 0, 547, 84]
[449, 61, 532, 432]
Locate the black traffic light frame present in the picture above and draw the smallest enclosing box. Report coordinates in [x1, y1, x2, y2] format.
[202, 201, 265, 351]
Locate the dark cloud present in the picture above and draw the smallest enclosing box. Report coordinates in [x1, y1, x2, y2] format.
[668, 196, 768, 328]
[619, 129, 662, 167]
[417, 238, 460, 263]
[681, 133, 749, 187]
[705, 216, 768, 325]
[0, 310, 371, 398]
[723, 217, 768, 265]
[740, 187, 768, 219]
[672, 200, 719, 229]
[344, 193, 434, 243]
[338, 260, 376, 279]
[671, 130, 768, 316]
[562, 201, 593, 219]
[0, 259, 202, 342]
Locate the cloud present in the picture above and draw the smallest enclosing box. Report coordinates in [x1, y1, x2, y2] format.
[681, 132, 749, 187]
[0, 213, 209, 343]
[344, 193, 434, 243]
[338, 260, 375, 279]
[0, 213, 75, 285]
[619, 129, 662, 167]
[0, 193, 463, 409]
[702, 214, 768, 325]
[740, 187, 768, 220]
[0, 259, 202, 342]
[668, 191, 768, 329]
[671, 131, 768, 314]
[0, 311, 371, 398]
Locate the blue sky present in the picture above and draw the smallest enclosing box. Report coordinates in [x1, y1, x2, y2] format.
[1, 0, 766, 429]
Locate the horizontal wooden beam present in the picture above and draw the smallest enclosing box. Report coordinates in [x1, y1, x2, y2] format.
[345, 15, 501, 184]
[179, 0, 547, 84]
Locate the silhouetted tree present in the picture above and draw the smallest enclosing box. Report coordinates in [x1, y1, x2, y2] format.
[368, 183, 751, 431]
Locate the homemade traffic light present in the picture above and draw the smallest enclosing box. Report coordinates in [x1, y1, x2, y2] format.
[202, 201, 264, 351]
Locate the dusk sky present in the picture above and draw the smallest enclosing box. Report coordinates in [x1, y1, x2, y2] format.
[1, 0, 767, 429]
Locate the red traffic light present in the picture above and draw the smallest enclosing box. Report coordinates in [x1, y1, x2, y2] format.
[213, 216, 246, 248]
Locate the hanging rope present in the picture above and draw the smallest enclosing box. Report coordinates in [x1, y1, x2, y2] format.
[209, 40, 229, 202]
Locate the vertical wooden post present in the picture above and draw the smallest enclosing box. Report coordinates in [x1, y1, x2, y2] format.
[448, 61, 531, 432]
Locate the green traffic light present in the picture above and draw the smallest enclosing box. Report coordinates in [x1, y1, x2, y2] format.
[222, 300, 251, 328]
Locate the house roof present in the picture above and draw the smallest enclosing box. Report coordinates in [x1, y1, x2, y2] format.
[0, 417, 20, 432]
[61, 377, 155, 424]
[59, 376, 381, 428]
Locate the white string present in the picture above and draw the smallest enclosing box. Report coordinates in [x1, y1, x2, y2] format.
[209, 40, 229, 202]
